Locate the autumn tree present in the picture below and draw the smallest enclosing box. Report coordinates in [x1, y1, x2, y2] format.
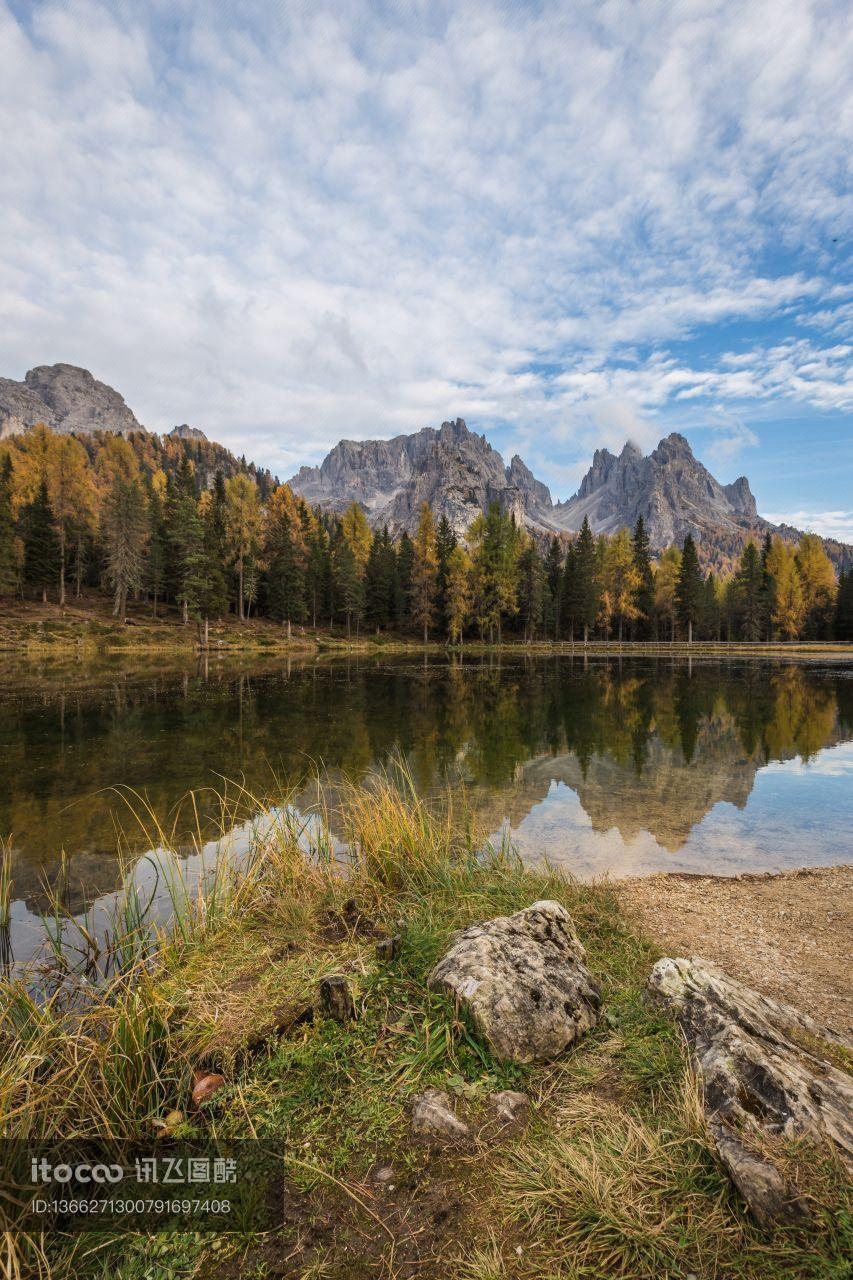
[444, 544, 472, 645]
[225, 474, 261, 622]
[600, 528, 641, 641]
[795, 533, 836, 639]
[410, 503, 439, 642]
[264, 484, 307, 627]
[654, 545, 681, 640]
[341, 503, 372, 573]
[46, 434, 93, 606]
[766, 537, 805, 640]
[0, 455, 18, 597]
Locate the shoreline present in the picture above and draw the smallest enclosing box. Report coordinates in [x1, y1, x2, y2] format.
[616, 863, 853, 1033]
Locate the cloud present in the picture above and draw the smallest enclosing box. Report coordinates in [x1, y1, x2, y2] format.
[763, 510, 853, 543]
[0, 0, 851, 485]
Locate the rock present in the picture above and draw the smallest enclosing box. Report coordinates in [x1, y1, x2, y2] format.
[489, 1090, 530, 1125]
[319, 974, 355, 1022]
[428, 900, 601, 1063]
[410, 1088, 470, 1140]
[648, 956, 853, 1225]
[191, 1072, 226, 1107]
[0, 364, 144, 439]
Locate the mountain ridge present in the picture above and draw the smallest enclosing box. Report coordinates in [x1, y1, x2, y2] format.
[1, 362, 849, 572]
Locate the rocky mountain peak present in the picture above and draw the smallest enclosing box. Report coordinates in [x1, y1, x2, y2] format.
[169, 424, 208, 442]
[0, 363, 143, 439]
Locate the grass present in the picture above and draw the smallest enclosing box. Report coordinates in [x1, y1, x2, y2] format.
[0, 768, 849, 1279]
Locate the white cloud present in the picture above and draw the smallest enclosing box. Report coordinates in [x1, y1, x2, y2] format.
[0, 0, 851, 482]
[763, 510, 853, 543]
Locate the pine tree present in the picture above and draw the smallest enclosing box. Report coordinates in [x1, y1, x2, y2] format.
[468, 504, 522, 643]
[365, 527, 396, 632]
[332, 533, 364, 638]
[0, 455, 18, 597]
[676, 534, 703, 642]
[21, 480, 60, 602]
[264, 484, 307, 626]
[759, 531, 774, 641]
[835, 569, 853, 641]
[102, 473, 148, 621]
[561, 543, 578, 640]
[734, 541, 762, 640]
[544, 537, 564, 639]
[518, 541, 545, 642]
[305, 519, 331, 629]
[574, 517, 598, 642]
[631, 516, 654, 639]
[411, 502, 439, 643]
[394, 531, 414, 631]
[145, 478, 168, 616]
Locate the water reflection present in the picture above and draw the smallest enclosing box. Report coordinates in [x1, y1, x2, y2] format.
[1, 655, 851, 915]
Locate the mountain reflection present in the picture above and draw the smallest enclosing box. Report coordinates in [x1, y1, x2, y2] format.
[1, 655, 850, 903]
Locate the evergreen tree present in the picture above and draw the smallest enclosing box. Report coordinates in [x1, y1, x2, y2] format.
[574, 517, 598, 642]
[468, 504, 522, 643]
[518, 541, 545, 642]
[394, 531, 414, 631]
[631, 516, 654, 638]
[332, 533, 365, 637]
[264, 484, 307, 626]
[835, 569, 853, 641]
[21, 480, 60, 602]
[734, 541, 762, 641]
[305, 519, 331, 629]
[145, 479, 168, 616]
[102, 473, 148, 621]
[0, 455, 18, 597]
[225, 473, 261, 622]
[197, 490, 230, 628]
[544, 537, 564, 639]
[561, 542, 578, 640]
[676, 534, 703, 642]
[365, 527, 396, 632]
[411, 502, 439, 643]
[759, 531, 774, 641]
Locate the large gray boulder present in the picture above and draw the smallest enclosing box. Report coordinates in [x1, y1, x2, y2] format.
[648, 956, 853, 1225]
[428, 901, 602, 1063]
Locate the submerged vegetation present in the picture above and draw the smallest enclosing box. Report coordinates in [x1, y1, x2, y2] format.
[0, 770, 849, 1278]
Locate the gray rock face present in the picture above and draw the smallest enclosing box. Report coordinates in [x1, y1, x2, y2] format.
[648, 956, 853, 1225]
[169, 424, 207, 442]
[550, 432, 760, 552]
[0, 364, 144, 439]
[410, 1088, 470, 1140]
[428, 901, 602, 1063]
[289, 418, 553, 539]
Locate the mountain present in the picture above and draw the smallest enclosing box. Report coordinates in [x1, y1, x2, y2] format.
[2, 364, 849, 569]
[289, 417, 552, 534]
[0, 363, 143, 439]
[289, 417, 851, 570]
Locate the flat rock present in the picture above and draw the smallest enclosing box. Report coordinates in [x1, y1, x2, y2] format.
[428, 901, 601, 1063]
[648, 956, 853, 1225]
[410, 1088, 470, 1140]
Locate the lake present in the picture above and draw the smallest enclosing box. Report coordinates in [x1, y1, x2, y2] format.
[2, 652, 852, 969]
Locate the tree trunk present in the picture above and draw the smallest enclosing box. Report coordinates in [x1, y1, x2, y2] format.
[59, 529, 66, 607]
[182, 598, 188, 625]
[583, 622, 588, 644]
[238, 555, 244, 622]
[688, 618, 693, 644]
[423, 620, 428, 645]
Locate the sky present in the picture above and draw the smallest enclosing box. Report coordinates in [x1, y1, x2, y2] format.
[1, 0, 851, 538]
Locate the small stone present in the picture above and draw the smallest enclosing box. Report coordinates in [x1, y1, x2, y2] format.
[410, 1088, 470, 1140]
[371, 1164, 395, 1185]
[489, 1090, 531, 1124]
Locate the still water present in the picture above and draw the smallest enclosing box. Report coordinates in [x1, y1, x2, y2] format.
[2, 653, 852, 965]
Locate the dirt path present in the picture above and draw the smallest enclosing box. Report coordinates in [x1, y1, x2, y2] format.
[617, 864, 853, 1035]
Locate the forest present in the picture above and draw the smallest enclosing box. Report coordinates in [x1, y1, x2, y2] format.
[1, 424, 852, 643]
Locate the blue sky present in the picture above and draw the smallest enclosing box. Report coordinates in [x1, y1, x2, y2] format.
[1, 0, 851, 537]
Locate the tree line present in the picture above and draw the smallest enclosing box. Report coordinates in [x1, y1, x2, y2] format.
[1, 425, 851, 643]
